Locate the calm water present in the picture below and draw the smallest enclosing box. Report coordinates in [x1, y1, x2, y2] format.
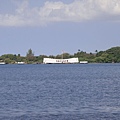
[0, 64, 120, 120]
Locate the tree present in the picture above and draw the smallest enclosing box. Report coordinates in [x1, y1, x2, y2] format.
[18, 54, 21, 57]
[95, 50, 98, 53]
[26, 49, 34, 62]
[26, 49, 34, 57]
[62, 53, 71, 59]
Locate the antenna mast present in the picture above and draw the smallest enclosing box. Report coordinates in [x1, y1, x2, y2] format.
[62, 50, 64, 59]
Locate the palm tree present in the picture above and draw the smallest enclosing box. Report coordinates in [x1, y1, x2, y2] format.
[95, 50, 98, 53]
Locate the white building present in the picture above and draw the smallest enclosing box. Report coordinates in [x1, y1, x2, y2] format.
[43, 58, 79, 64]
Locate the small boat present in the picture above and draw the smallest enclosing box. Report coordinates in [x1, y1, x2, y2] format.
[80, 61, 88, 64]
[0, 62, 6, 65]
[17, 62, 25, 65]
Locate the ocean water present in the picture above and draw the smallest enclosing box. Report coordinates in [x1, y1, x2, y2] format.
[0, 63, 120, 120]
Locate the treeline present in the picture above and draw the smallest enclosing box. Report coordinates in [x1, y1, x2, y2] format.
[0, 46, 120, 64]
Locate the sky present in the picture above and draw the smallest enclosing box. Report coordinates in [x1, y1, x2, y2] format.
[0, 0, 120, 56]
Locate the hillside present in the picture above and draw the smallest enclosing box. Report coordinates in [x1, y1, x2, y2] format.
[95, 46, 120, 63]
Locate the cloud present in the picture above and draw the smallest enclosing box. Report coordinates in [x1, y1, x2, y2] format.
[0, 0, 120, 26]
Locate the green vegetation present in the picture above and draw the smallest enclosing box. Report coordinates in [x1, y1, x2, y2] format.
[0, 47, 120, 64]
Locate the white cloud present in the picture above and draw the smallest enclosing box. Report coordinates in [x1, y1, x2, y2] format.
[0, 0, 120, 26]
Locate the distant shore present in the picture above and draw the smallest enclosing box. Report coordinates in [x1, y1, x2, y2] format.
[0, 46, 120, 64]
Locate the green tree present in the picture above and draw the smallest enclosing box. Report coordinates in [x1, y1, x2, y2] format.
[26, 49, 35, 63]
[95, 50, 98, 53]
[26, 49, 34, 57]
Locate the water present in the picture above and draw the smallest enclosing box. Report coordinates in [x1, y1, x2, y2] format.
[0, 63, 120, 120]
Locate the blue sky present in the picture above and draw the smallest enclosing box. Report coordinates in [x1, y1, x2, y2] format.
[0, 0, 120, 56]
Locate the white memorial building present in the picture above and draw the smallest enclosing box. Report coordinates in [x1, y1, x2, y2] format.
[43, 58, 79, 64]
